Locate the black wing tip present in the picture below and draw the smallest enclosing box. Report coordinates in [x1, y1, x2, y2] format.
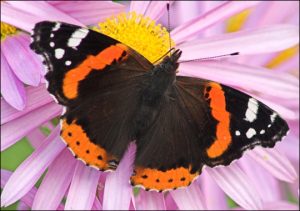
[206, 118, 289, 168]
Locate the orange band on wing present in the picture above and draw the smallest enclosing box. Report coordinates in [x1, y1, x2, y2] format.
[61, 119, 117, 171]
[205, 82, 231, 158]
[130, 166, 199, 192]
[63, 43, 128, 99]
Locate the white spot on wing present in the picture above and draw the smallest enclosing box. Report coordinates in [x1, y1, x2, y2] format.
[50, 42, 55, 47]
[235, 130, 241, 136]
[50, 33, 54, 38]
[270, 113, 277, 123]
[68, 38, 82, 48]
[67, 28, 89, 48]
[245, 98, 258, 122]
[260, 130, 265, 134]
[52, 23, 61, 31]
[55, 48, 65, 59]
[246, 128, 256, 139]
[65, 60, 71, 66]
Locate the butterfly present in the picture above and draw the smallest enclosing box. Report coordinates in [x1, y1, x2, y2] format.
[30, 21, 289, 192]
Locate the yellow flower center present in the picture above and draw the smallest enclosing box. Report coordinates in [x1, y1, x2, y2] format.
[93, 12, 174, 63]
[1, 22, 18, 41]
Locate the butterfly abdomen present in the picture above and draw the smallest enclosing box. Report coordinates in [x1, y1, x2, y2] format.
[133, 53, 180, 139]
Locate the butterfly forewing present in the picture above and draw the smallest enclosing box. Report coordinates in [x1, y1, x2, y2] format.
[30, 21, 153, 105]
[176, 76, 289, 167]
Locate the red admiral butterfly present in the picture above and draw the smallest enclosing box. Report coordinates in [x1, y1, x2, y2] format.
[30, 21, 288, 192]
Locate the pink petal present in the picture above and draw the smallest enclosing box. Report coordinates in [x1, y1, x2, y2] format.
[51, 1, 125, 25]
[206, 163, 263, 210]
[1, 127, 65, 206]
[160, 1, 202, 30]
[136, 190, 166, 210]
[276, 133, 299, 162]
[1, 169, 36, 208]
[92, 196, 102, 210]
[1, 102, 62, 151]
[130, 1, 151, 15]
[26, 126, 47, 149]
[178, 25, 299, 60]
[1, 2, 40, 32]
[200, 2, 226, 37]
[145, 1, 173, 21]
[238, 156, 281, 202]
[17, 34, 45, 75]
[253, 96, 298, 121]
[171, 1, 261, 43]
[7, 1, 84, 26]
[1, 51, 26, 111]
[1, 85, 52, 124]
[170, 181, 206, 210]
[178, 61, 299, 100]
[263, 201, 299, 210]
[199, 171, 227, 210]
[244, 2, 300, 29]
[1, 34, 41, 86]
[65, 162, 101, 210]
[164, 194, 178, 210]
[18, 201, 31, 210]
[247, 147, 298, 183]
[32, 148, 77, 210]
[103, 143, 136, 210]
[1, 169, 65, 210]
[1, 169, 12, 187]
[275, 55, 299, 73]
[95, 174, 106, 208]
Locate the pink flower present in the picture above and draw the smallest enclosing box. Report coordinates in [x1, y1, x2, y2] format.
[1, 23, 43, 110]
[1, 1, 299, 210]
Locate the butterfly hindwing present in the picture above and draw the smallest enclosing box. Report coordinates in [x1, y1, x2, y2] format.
[131, 84, 205, 191]
[60, 73, 150, 171]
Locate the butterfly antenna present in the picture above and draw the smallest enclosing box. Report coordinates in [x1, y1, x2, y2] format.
[167, 2, 172, 56]
[151, 2, 174, 64]
[179, 52, 240, 63]
[152, 48, 175, 64]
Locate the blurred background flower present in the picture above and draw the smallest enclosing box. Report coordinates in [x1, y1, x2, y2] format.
[1, 1, 299, 210]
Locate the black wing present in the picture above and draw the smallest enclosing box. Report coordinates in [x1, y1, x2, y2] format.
[30, 21, 153, 105]
[130, 76, 289, 191]
[30, 21, 154, 171]
[176, 76, 289, 167]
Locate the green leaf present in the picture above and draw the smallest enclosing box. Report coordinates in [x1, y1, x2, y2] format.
[1, 138, 34, 171]
[226, 195, 238, 208]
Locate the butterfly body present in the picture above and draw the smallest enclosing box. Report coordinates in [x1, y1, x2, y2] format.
[134, 50, 181, 138]
[30, 21, 289, 192]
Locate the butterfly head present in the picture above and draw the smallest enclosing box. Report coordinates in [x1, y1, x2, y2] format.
[158, 49, 182, 74]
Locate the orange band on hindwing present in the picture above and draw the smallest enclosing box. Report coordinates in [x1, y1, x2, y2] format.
[204, 82, 231, 158]
[130, 166, 199, 192]
[61, 119, 117, 171]
[62, 43, 128, 99]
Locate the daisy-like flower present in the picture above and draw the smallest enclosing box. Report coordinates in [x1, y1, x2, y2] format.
[1, 1, 299, 210]
[1, 21, 43, 110]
